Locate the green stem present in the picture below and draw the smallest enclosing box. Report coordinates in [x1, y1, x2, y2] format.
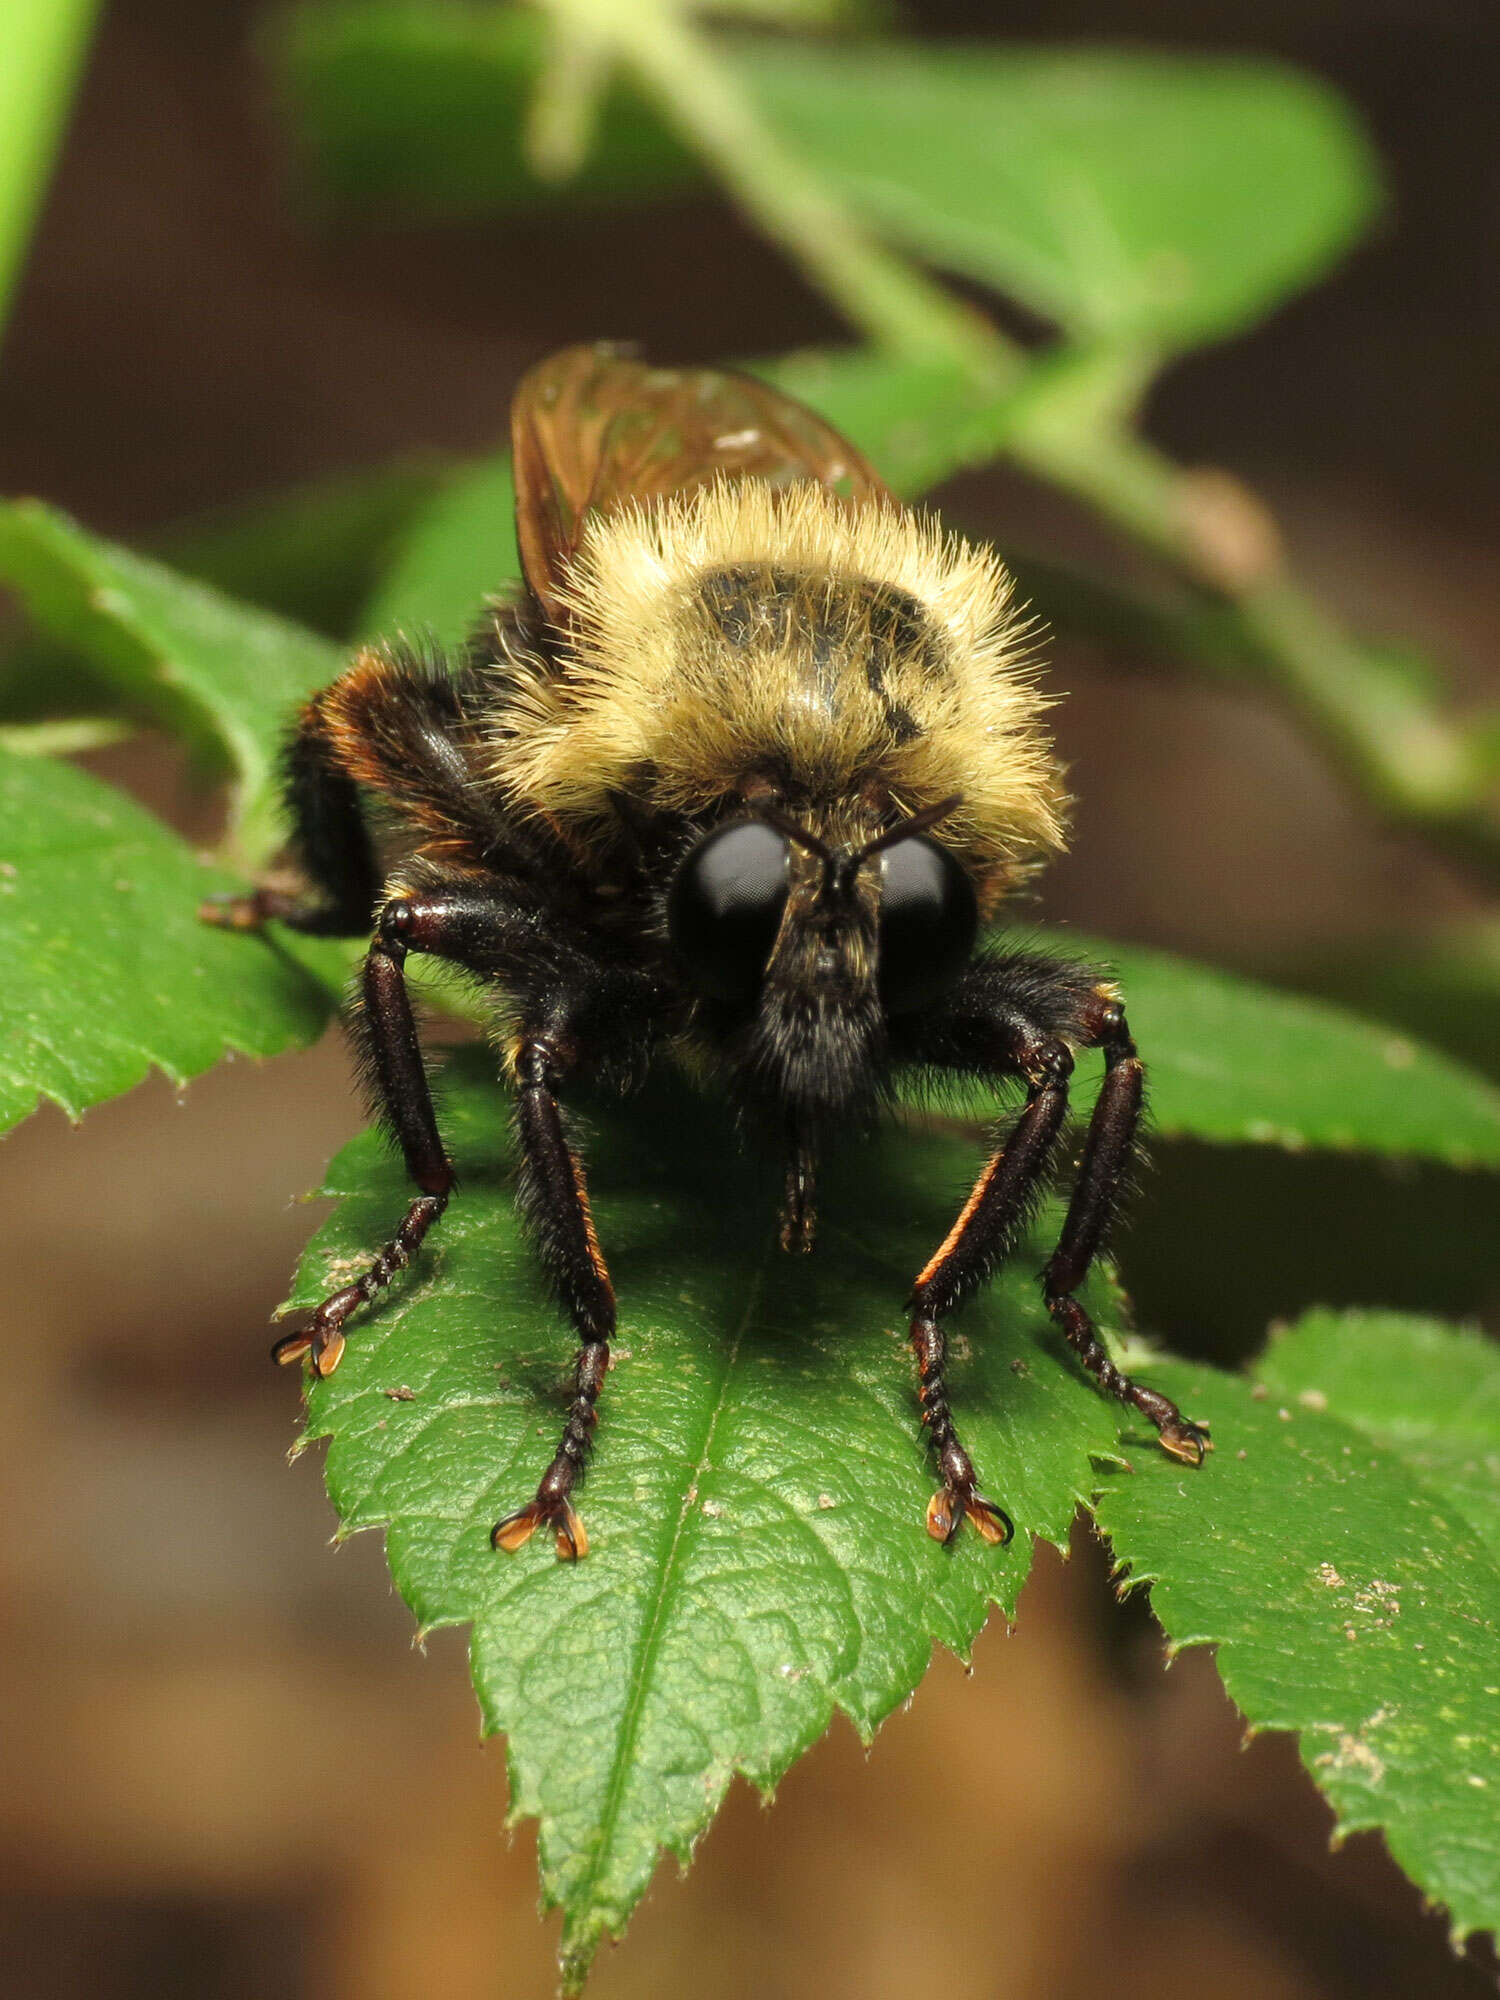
[523, 15, 610, 181]
[1005, 411, 1500, 877]
[0, 715, 135, 756]
[0, 0, 102, 342]
[538, 0, 1016, 385]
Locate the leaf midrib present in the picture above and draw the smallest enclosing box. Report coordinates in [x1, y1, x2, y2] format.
[569, 1254, 770, 1931]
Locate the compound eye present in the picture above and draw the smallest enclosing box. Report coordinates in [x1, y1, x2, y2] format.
[878, 835, 977, 1016]
[668, 820, 792, 1006]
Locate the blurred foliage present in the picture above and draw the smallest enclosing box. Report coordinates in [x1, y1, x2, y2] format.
[279, 7, 1377, 355]
[0, 0, 99, 334]
[0, 501, 343, 862]
[1, 0, 1497, 1983]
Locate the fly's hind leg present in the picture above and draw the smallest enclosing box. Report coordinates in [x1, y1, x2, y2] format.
[491, 1032, 616, 1563]
[899, 954, 1210, 1546]
[1041, 995, 1210, 1466]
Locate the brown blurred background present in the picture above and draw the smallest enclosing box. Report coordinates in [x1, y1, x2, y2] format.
[1, 2, 1497, 1996]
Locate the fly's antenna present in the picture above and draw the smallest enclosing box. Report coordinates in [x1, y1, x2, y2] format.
[849, 794, 963, 870]
[752, 805, 834, 866]
[757, 795, 963, 904]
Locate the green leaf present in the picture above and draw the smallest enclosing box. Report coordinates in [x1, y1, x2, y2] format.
[0, 499, 343, 860]
[760, 344, 1025, 493]
[1273, 924, 1500, 1090]
[362, 450, 520, 647]
[740, 42, 1379, 351]
[0, 0, 100, 338]
[159, 457, 451, 639]
[933, 935, 1500, 1169]
[275, 2, 700, 214]
[1257, 1310, 1500, 1557]
[290, 1056, 1133, 1982]
[0, 746, 334, 1131]
[1096, 1356, 1500, 1948]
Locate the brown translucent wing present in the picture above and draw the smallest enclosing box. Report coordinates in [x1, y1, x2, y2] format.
[510, 343, 893, 625]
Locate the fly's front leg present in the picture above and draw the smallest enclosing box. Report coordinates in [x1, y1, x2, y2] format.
[272, 890, 494, 1374]
[907, 1029, 1075, 1546]
[1042, 995, 1211, 1465]
[491, 1032, 616, 1562]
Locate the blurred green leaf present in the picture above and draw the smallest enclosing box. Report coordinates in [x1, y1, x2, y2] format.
[363, 450, 520, 645]
[1121, 1145, 1500, 1365]
[159, 458, 451, 639]
[275, 2, 699, 213]
[1097, 1355, 1500, 1948]
[0, 500, 343, 861]
[1257, 1309, 1500, 1556]
[740, 42, 1379, 351]
[0, 461, 447, 755]
[1273, 925, 1500, 1089]
[0, 632, 136, 730]
[290, 1055, 1130, 1985]
[0, 747, 334, 1132]
[0, 716, 134, 755]
[0, 0, 101, 334]
[698, 0, 883, 23]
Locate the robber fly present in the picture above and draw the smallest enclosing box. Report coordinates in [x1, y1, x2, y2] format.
[207, 344, 1208, 1560]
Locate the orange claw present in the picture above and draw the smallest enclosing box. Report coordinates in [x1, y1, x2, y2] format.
[491, 1500, 591, 1560]
[492, 1505, 540, 1553]
[964, 1494, 1013, 1546]
[271, 1329, 315, 1367]
[1159, 1418, 1212, 1467]
[311, 1328, 345, 1377]
[555, 1506, 589, 1562]
[926, 1487, 1012, 1546]
[197, 893, 264, 931]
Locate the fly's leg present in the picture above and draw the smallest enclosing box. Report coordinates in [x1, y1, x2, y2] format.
[907, 1032, 1074, 1545]
[270, 890, 519, 1372]
[1042, 997, 1210, 1465]
[272, 898, 454, 1373]
[899, 959, 1214, 1545]
[491, 1034, 616, 1563]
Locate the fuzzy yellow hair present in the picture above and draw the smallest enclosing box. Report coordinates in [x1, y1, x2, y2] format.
[489, 479, 1067, 882]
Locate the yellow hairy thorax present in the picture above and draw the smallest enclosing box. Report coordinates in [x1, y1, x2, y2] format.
[488, 479, 1067, 884]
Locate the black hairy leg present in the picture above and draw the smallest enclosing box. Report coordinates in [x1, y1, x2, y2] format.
[901, 954, 1208, 1543]
[491, 1032, 616, 1563]
[269, 890, 480, 1374]
[906, 1020, 1071, 1546]
[780, 1111, 819, 1253]
[1041, 995, 1210, 1466]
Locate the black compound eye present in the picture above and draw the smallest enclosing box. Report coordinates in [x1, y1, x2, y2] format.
[668, 820, 791, 1006]
[877, 835, 978, 1015]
